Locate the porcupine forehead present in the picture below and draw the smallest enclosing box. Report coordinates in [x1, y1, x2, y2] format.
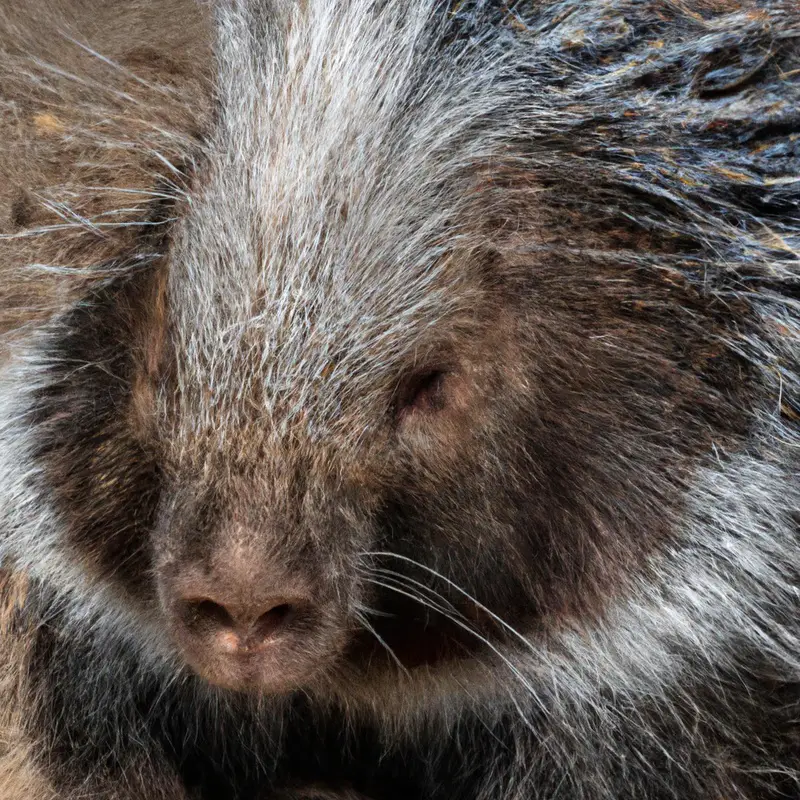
[166, 0, 505, 443]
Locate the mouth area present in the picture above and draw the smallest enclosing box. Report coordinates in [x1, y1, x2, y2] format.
[179, 629, 351, 693]
[184, 642, 329, 693]
[175, 602, 491, 693]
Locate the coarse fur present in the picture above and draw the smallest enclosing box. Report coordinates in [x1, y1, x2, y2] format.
[0, 0, 798, 798]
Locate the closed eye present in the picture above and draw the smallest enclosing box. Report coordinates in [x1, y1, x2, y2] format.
[395, 369, 448, 420]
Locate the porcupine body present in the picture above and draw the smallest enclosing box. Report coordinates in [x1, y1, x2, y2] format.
[0, 1, 798, 798]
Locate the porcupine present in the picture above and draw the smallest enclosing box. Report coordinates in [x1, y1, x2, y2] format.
[0, 1, 798, 798]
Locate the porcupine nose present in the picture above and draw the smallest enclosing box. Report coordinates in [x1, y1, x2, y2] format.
[166, 561, 322, 690]
[160, 544, 341, 692]
[175, 588, 306, 654]
[158, 522, 347, 692]
[167, 546, 316, 661]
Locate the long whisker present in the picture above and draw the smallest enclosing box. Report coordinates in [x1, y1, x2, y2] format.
[361, 576, 545, 711]
[353, 608, 410, 678]
[363, 566, 460, 616]
[365, 551, 538, 656]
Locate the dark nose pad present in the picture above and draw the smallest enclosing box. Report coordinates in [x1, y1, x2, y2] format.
[176, 592, 306, 653]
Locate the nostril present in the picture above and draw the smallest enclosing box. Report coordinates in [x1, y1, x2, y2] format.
[253, 602, 292, 640]
[181, 598, 236, 633]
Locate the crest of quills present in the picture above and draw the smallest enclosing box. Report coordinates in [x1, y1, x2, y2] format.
[0, 1, 798, 798]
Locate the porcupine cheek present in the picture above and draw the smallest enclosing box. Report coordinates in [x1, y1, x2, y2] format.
[19, 285, 165, 609]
